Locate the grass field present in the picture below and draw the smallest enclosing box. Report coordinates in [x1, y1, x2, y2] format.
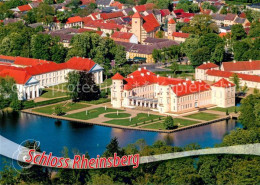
[184, 112, 219, 121]
[33, 102, 87, 115]
[105, 113, 162, 126]
[40, 89, 67, 99]
[64, 107, 123, 120]
[104, 113, 131, 118]
[141, 118, 199, 130]
[211, 106, 240, 113]
[82, 98, 111, 105]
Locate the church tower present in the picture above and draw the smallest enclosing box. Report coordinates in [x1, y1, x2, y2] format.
[132, 12, 143, 43]
[167, 18, 176, 39]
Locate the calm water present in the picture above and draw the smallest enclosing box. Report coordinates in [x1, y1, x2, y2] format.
[0, 112, 242, 167]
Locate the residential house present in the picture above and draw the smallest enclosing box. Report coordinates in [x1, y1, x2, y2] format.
[96, 0, 114, 8]
[170, 32, 190, 42]
[65, 16, 83, 28]
[111, 32, 138, 44]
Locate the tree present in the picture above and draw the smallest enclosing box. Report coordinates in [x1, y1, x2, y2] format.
[103, 137, 125, 157]
[156, 30, 164, 38]
[233, 41, 250, 61]
[189, 3, 199, 13]
[201, 2, 211, 9]
[231, 24, 247, 41]
[66, 71, 80, 101]
[198, 33, 223, 54]
[56, 11, 71, 23]
[239, 94, 260, 128]
[164, 116, 175, 129]
[210, 43, 225, 64]
[147, 0, 170, 9]
[220, 6, 228, 14]
[170, 61, 179, 74]
[190, 47, 211, 66]
[152, 49, 161, 63]
[35, 3, 55, 24]
[176, 3, 189, 12]
[181, 35, 199, 59]
[55, 105, 64, 115]
[10, 96, 22, 111]
[91, 174, 114, 185]
[0, 161, 19, 184]
[230, 73, 240, 91]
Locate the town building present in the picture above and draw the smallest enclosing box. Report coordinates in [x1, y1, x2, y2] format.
[0, 56, 104, 100]
[131, 12, 160, 43]
[220, 60, 260, 75]
[116, 38, 178, 63]
[111, 67, 235, 113]
[111, 32, 138, 43]
[195, 60, 260, 89]
[170, 32, 190, 42]
[167, 19, 176, 38]
[65, 16, 84, 29]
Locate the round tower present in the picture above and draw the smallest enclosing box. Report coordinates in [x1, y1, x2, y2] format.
[167, 18, 176, 39]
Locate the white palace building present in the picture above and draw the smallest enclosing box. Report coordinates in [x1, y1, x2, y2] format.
[111, 67, 236, 114]
[0, 56, 103, 100]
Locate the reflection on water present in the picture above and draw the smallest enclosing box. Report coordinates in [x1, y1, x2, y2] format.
[0, 112, 242, 159]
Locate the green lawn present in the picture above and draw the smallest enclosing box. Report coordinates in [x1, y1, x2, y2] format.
[82, 98, 110, 105]
[104, 113, 131, 118]
[33, 102, 87, 115]
[49, 83, 68, 91]
[141, 118, 199, 130]
[64, 107, 123, 120]
[40, 89, 67, 98]
[100, 78, 112, 88]
[185, 112, 219, 121]
[105, 113, 162, 126]
[211, 106, 240, 113]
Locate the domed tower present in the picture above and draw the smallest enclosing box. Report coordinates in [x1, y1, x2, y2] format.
[168, 18, 176, 39]
[111, 73, 124, 108]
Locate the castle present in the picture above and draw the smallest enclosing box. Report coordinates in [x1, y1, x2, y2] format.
[111, 68, 235, 114]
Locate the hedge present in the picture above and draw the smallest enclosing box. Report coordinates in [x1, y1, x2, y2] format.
[22, 97, 71, 109]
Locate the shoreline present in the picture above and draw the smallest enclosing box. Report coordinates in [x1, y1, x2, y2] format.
[21, 109, 236, 133]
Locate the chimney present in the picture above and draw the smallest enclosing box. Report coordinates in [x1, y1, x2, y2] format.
[207, 61, 210, 63]
[141, 73, 144, 76]
[138, 68, 141, 71]
[233, 60, 236, 63]
[157, 74, 159, 78]
[168, 75, 171, 78]
[183, 82, 187, 85]
[191, 81, 194, 84]
[203, 62, 206, 64]
[130, 75, 134, 78]
[147, 72, 150, 75]
[249, 59, 252, 62]
[186, 78, 189, 81]
[199, 79, 201, 82]
[144, 67, 146, 70]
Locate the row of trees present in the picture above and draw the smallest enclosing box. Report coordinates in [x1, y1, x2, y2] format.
[0, 22, 126, 68]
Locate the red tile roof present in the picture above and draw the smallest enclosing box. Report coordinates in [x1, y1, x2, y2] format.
[132, 12, 142, 18]
[197, 63, 219, 70]
[172, 80, 211, 96]
[14, 57, 51, 66]
[160, 9, 171, 17]
[172, 32, 190, 38]
[110, 1, 123, 9]
[82, 16, 93, 25]
[112, 73, 124, 80]
[123, 68, 184, 90]
[85, 20, 123, 31]
[222, 60, 260, 71]
[18, 4, 32, 12]
[225, 13, 236, 21]
[168, 19, 176, 24]
[183, 18, 190, 23]
[81, 0, 95, 5]
[134, 3, 154, 12]
[173, 9, 185, 14]
[78, 28, 103, 35]
[206, 69, 260, 83]
[0, 68, 32, 84]
[66, 16, 83, 24]
[100, 11, 124, 20]
[142, 14, 160, 33]
[66, 57, 96, 71]
[212, 78, 235, 87]
[111, 31, 133, 40]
